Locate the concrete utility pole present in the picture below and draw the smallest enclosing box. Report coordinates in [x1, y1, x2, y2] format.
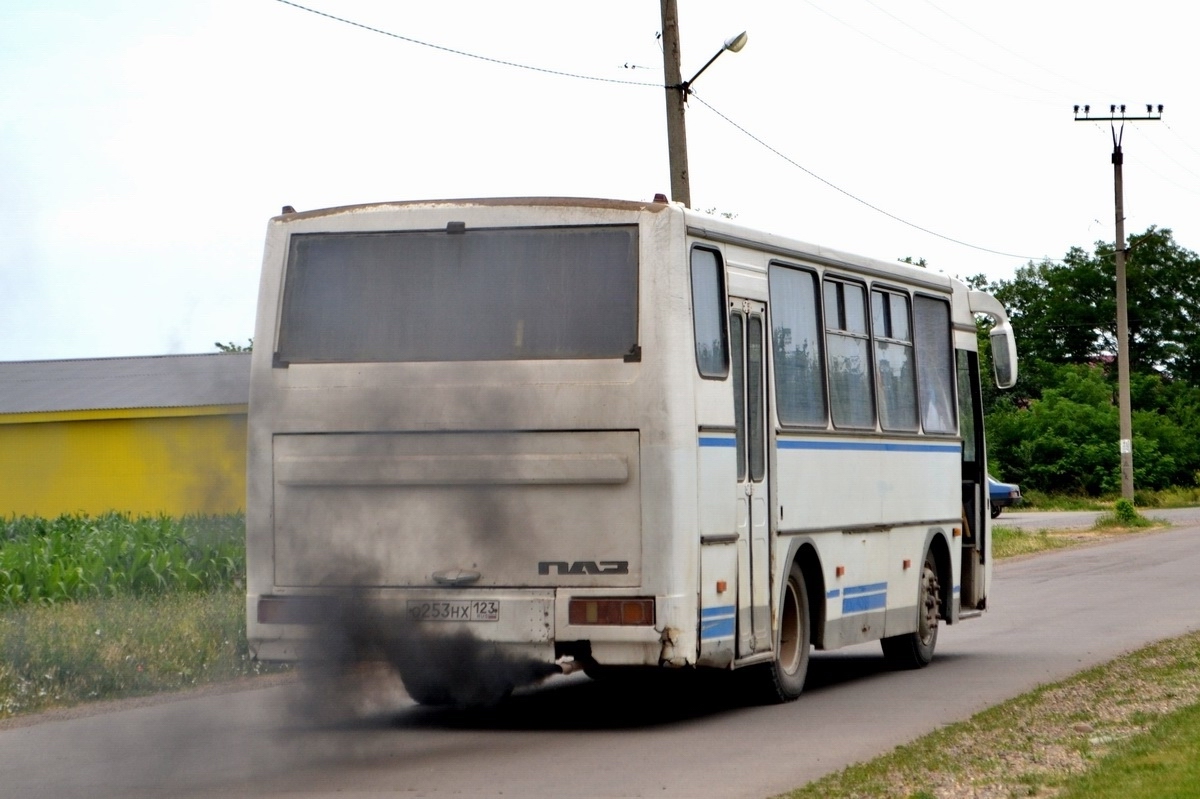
[660, 0, 690, 207]
[659, 0, 747, 208]
[1073, 104, 1163, 502]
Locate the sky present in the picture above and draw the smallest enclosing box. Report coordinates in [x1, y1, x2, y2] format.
[2, 0, 1198, 362]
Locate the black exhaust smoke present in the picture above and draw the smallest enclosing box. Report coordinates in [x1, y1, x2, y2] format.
[301, 593, 563, 710]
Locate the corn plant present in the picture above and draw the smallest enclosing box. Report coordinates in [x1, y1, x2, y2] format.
[0, 513, 245, 607]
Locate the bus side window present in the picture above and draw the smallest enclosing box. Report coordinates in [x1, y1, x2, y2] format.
[913, 295, 956, 434]
[871, 289, 918, 432]
[768, 264, 827, 427]
[824, 279, 875, 429]
[691, 248, 728, 378]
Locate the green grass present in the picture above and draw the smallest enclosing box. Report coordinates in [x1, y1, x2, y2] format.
[1017, 489, 1106, 511]
[993, 501, 1167, 560]
[0, 513, 283, 719]
[992, 525, 1077, 558]
[1057, 702, 1200, 799]
[0, 513, 244, 606]
[1019, 486, 1200, 512]
[1132, 485, 1200, 509]
[779, 632, 1200, 799]
[0, 588, 284, 718]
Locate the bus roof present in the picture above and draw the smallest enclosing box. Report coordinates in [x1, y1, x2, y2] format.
[268, 196, 961, 294]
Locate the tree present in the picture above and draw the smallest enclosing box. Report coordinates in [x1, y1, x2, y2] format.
[985, 227, 1200, 382]
[986, 363, 1200, 495]
[978, 227, 1200, 496]
[215, 339, 253, 353]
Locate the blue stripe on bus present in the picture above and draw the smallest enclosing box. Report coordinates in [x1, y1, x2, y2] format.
[843, 592, 888, 614]
[778, 440, 961, 454]
[841, 582, 888, 615]
[698, 437, 737, 448]
[700, 605, 736, 640]
[826, 588, 841, 599]
[701, 617, 736, 639]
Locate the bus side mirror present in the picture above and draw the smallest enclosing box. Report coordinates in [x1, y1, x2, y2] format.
[989, 322, 1018, 389]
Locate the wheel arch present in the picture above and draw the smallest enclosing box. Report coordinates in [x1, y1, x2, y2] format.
[781, 538, 826, 649]
[925, 529, 953, 622]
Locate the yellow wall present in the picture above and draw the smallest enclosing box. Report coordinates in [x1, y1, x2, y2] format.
[0, 405, 247, 517]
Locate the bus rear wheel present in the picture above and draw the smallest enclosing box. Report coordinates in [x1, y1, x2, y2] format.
[881, 550, 940, 669]
[745, 561, 811, 703]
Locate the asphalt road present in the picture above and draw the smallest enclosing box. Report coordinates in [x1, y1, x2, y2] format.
[2, 521, 1198, 799]
[995, 505, 1200, 530]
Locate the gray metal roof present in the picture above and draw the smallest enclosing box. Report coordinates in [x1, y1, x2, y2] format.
[0, 353, 251, 415]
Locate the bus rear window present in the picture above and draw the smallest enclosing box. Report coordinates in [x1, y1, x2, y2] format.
[276, 225, 638, 363]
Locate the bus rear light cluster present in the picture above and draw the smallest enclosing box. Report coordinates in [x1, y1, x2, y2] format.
[568, 598, 655, 626]
[257, 595, 329, 625]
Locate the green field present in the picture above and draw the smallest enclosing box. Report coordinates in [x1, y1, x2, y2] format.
[1, 513, 244, 606]
[0, 513, 280, 719]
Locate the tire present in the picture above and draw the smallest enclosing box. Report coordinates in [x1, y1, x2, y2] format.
[991, 504, 1002, 519]
[582, 664, 661, 685]
[881, 550, 940, 669]
[404, 677, 514, 707]
[404, 681, 456, 706]
[743, 561, 811, 703]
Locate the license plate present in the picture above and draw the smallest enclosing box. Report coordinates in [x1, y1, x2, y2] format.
[406, 600, 499, 622]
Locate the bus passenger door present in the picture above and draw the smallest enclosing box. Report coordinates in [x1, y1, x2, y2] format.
[730, 298, 772, 656]
[958, 349, 989, 610]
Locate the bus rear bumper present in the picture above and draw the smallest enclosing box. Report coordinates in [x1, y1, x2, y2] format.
[247, 590, 554, 659]
[246, 591, 694, 669]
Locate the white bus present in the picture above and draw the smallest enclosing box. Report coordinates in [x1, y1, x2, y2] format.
[246, 196, 1017, 703]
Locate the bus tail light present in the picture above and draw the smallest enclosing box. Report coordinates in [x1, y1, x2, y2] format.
[258, 596, 297, 624]
[257, 595, 329, 625]
[569, 598, 656, 626]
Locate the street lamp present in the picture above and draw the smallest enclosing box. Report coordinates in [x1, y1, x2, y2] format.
[660, 0, 746, 207]
[683, 31, 748, 93]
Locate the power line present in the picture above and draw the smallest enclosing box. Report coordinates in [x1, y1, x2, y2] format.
[274, 0, 660, 87]
[277, 0, 1061, 263]
[918, 0, 1112, 100]
[861, 0, 1054, 99]
[818, 0, 1200, 191]
[689, 93, 1056, 263]
[799, 0, 1050, 104]
[1129, 148, 1200, 197]
[851, 0, 1200, 191]
[1161, 121, 1200, 164]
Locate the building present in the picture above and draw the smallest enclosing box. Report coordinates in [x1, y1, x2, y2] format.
[0, 353, 250, 517]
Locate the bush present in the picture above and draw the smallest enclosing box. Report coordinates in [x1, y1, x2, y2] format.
[1114, 499, 1139, 525]
[1094, 499, 1153, 529]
